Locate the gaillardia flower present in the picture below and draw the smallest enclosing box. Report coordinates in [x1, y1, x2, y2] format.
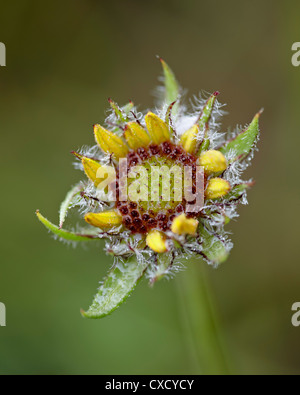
[37, 59, 262, 319]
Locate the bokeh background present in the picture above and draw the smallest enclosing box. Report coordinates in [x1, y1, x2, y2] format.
[1, 0, 300, 375]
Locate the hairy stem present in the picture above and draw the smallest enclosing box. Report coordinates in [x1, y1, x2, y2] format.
[176, 262, 232, 375]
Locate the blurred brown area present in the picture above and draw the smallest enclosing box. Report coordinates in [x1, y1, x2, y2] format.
[0, 0, 299, 374]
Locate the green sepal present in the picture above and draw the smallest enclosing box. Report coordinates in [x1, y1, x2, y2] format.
[165, 101, 177, 134]
[199, 225, 230, 266]
[160, 58, 180, 105]
[197, 93, 219, 154]
[82, 256, 149, 319]
[198, 127, 211, 154]
[59, 183, 83, 228]
[220, 110, 262, 163]
[224, 182, 254, 201]
[197, 92, 219, 131]
[36, 210, 99, 242]
[149, 252, 174, 285]
[108, 98, 134, 124]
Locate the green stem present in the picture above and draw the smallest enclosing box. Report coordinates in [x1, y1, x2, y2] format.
[176, 262, 232, 375]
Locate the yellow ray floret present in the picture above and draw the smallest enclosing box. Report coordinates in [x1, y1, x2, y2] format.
[146, 230, 168, 253]
[145, 112, 171, 145]
[180, 125, 200, 154]
[124, 122, 151, 150]
[82, 157, 102, 187]
[205, 178, 231, 200]
[94, 124, 129, 159]
[84, 210, 123, 229]
[199, 150, 227, 175]
[171, 214, 199, 236]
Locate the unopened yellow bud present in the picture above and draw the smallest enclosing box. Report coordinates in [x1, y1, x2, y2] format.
[180, 125, 199, 154]
[94, 124, 128, 159]
[146, 230, 168, 253]
[171, 214, 199, 236]
[81, 157, 102, 186]
[145, 112, 171, 145]
[205, 178, 231, 200]
[124, 122, 151, 150]
[199, 150, 227, 175]
[84, 210, 123, 229]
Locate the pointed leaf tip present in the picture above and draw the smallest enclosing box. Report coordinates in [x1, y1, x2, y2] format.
[71, 151, 83, 160]
[197, 92, 219, 130]
[255, 108, 264, 118]
[108, 98, 129, 123]
[159, 58, 180, 106]
[220, 110, 262, 163]
[36, 210, 98, 242]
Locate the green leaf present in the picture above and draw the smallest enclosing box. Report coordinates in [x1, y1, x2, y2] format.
[122, 101, 135, 117]
[220, 110, 263, 163]
[224, 182, 254, 202]
[36, 210, 99, 242]
[160, 58, 180, 105]
[109, 98, 133, 124]
[198, 92, 219, 131]
[149, 252, 174, 285]
[199, 225, 230, 265]
[197, 92, 220, 154]
[165, 100, 177, 133]
[198, 131, 210, 154]
[82, 257, 149, 319]
[59, 184, 83, 228]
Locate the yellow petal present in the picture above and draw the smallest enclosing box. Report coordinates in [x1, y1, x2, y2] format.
[82, 157, 102, 186]
[84, 210, 123, 229]
[180, 125, 199, 154]
[146, 230, 168, 253]
[94, 124, 128, 159]
[171, 214, 199, 236]
[179, 129, 190, 147]
[145, 112, 171, 145]
[205, 178, 231, 200]
[199, 150, 227, 175]
[124, 122, 151, 150]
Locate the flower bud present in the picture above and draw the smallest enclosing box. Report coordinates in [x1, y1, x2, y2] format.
[180, 125, 199, 154]
[199, 150, 227, 175]
[94, 124, 128, 159]
[145, 112, 171, 145]
[171, 214, 198, 236]
[124, 122, 151, 150]
[85, 210, 123, 229]
[146, 230, 168, 253]
[81, 157, 102, 187]
[205, 178, 231, 200]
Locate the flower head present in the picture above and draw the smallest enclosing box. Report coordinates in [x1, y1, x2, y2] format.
[37, 59, 262, 319]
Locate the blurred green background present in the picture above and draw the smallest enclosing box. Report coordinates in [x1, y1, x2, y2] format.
[1, 0, 300, 375]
